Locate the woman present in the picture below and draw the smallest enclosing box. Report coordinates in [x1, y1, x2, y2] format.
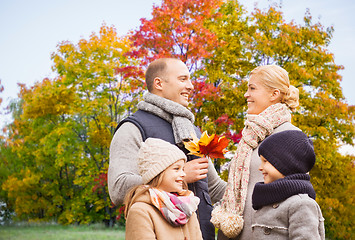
[211, 65, 300, 239]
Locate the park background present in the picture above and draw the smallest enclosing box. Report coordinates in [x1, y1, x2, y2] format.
[0, 0, 354, 239]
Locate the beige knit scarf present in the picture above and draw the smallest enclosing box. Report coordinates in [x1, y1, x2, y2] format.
[137, 92, 195, 146]
[210, 103, 291, 238]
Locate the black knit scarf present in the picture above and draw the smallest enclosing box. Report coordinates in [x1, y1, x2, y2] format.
[252, 173, 316, 210]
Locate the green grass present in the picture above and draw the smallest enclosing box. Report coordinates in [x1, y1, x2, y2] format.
[0, 223, 125, 240]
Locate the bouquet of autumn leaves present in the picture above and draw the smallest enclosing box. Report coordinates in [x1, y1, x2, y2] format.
[183, 131, 230, 159]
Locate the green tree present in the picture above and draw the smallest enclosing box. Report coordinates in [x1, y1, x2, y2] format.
[1, 24, 143, 226]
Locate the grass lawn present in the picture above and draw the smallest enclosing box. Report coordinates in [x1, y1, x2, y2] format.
[0, 223, 125, 240]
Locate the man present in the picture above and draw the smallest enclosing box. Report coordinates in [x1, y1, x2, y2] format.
[108, 58, 226, 240]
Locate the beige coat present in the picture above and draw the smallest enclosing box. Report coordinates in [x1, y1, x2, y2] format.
[218, 122, 300, 240]
[125, 188, 203, 240]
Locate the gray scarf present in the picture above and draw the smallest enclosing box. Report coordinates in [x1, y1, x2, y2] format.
[137, 92, 195, 145]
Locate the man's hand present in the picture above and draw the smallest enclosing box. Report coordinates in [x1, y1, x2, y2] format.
[184, 157, 209, 183]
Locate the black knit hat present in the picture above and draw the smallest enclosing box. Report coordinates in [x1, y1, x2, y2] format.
[258, 130, 316, 176]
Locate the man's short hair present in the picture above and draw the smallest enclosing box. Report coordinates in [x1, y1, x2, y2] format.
[145, 58, 179, 92]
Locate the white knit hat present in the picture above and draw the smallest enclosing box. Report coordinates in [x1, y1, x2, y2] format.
[138, 138, 187, 184]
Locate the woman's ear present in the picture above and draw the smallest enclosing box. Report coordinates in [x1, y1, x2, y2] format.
[270, 89, 281, 102]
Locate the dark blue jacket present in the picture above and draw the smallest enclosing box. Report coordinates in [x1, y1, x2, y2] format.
[116, 110, 215, 240]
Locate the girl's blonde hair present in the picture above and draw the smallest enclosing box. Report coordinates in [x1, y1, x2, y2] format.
[124, 171, 187, 218]
[250, 65, 299, 111]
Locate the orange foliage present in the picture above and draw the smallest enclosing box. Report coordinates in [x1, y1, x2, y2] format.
[184, 131, 230, 159]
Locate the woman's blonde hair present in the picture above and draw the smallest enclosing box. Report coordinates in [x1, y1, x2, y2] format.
[123, 171, 187, 218]
[250, 65, 299, 111]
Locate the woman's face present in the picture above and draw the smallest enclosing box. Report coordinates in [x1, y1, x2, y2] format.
[244, 74, 275, 115]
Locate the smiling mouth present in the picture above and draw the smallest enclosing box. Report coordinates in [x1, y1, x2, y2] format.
[181, 93, 189, 98]
[176, 180, 183, 185]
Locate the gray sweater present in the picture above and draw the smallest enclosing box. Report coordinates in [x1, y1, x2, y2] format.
[108, 122, 227, 205]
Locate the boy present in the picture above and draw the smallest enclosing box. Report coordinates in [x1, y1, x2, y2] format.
[252, 130, 325, 239]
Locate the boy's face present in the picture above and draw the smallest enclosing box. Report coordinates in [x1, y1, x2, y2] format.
[259, 155, 285, 184]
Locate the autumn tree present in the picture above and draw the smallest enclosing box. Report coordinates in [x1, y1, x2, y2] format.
[0, 1, 353, 238]
[129, 0, 243, 150]
[202, 1, 354, 238]
[192, 0, 250, 148]
[1, 24, 143, 226]
[129, 0, 224, 69]
[129, 0, 354, 238]
[0, 80, 13, 223]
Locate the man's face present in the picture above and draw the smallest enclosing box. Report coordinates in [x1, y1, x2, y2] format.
[160, 60, 193, 107]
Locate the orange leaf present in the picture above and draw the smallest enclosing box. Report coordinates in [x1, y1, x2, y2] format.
[184, 131, 230, 159]
[199, 135, 229, 159]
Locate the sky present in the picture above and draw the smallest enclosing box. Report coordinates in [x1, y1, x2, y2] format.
[0, 0, 354, 153]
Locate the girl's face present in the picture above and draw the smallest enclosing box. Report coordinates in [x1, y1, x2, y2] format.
[258, 155, 284, 184]
[244, 74, 276, 115]
[158, 159, 186, 193]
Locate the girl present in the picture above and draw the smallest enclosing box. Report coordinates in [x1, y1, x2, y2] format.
[211, 65, 302, 239]
[124, 137, 203, 240]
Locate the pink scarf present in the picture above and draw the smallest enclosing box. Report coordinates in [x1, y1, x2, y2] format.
[149, 188, 200, 226]
[210, 103, 291, 238]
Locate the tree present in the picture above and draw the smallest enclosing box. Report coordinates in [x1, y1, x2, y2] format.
[192, 0, 250, 150]
[129, 0, 243, 150]
[202, 2, 354, 238]
[129, 0, 354, 237]
[129, 0, 224, 70]
[129, 0, 236, 151]
[1, 1, 353, 237]
[1, 24, 143, 226]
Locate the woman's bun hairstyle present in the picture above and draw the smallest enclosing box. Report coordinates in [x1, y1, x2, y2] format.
[283, 85, 299, 112]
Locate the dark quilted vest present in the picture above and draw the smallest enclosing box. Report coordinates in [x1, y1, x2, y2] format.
[116, 110, 215, 240]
